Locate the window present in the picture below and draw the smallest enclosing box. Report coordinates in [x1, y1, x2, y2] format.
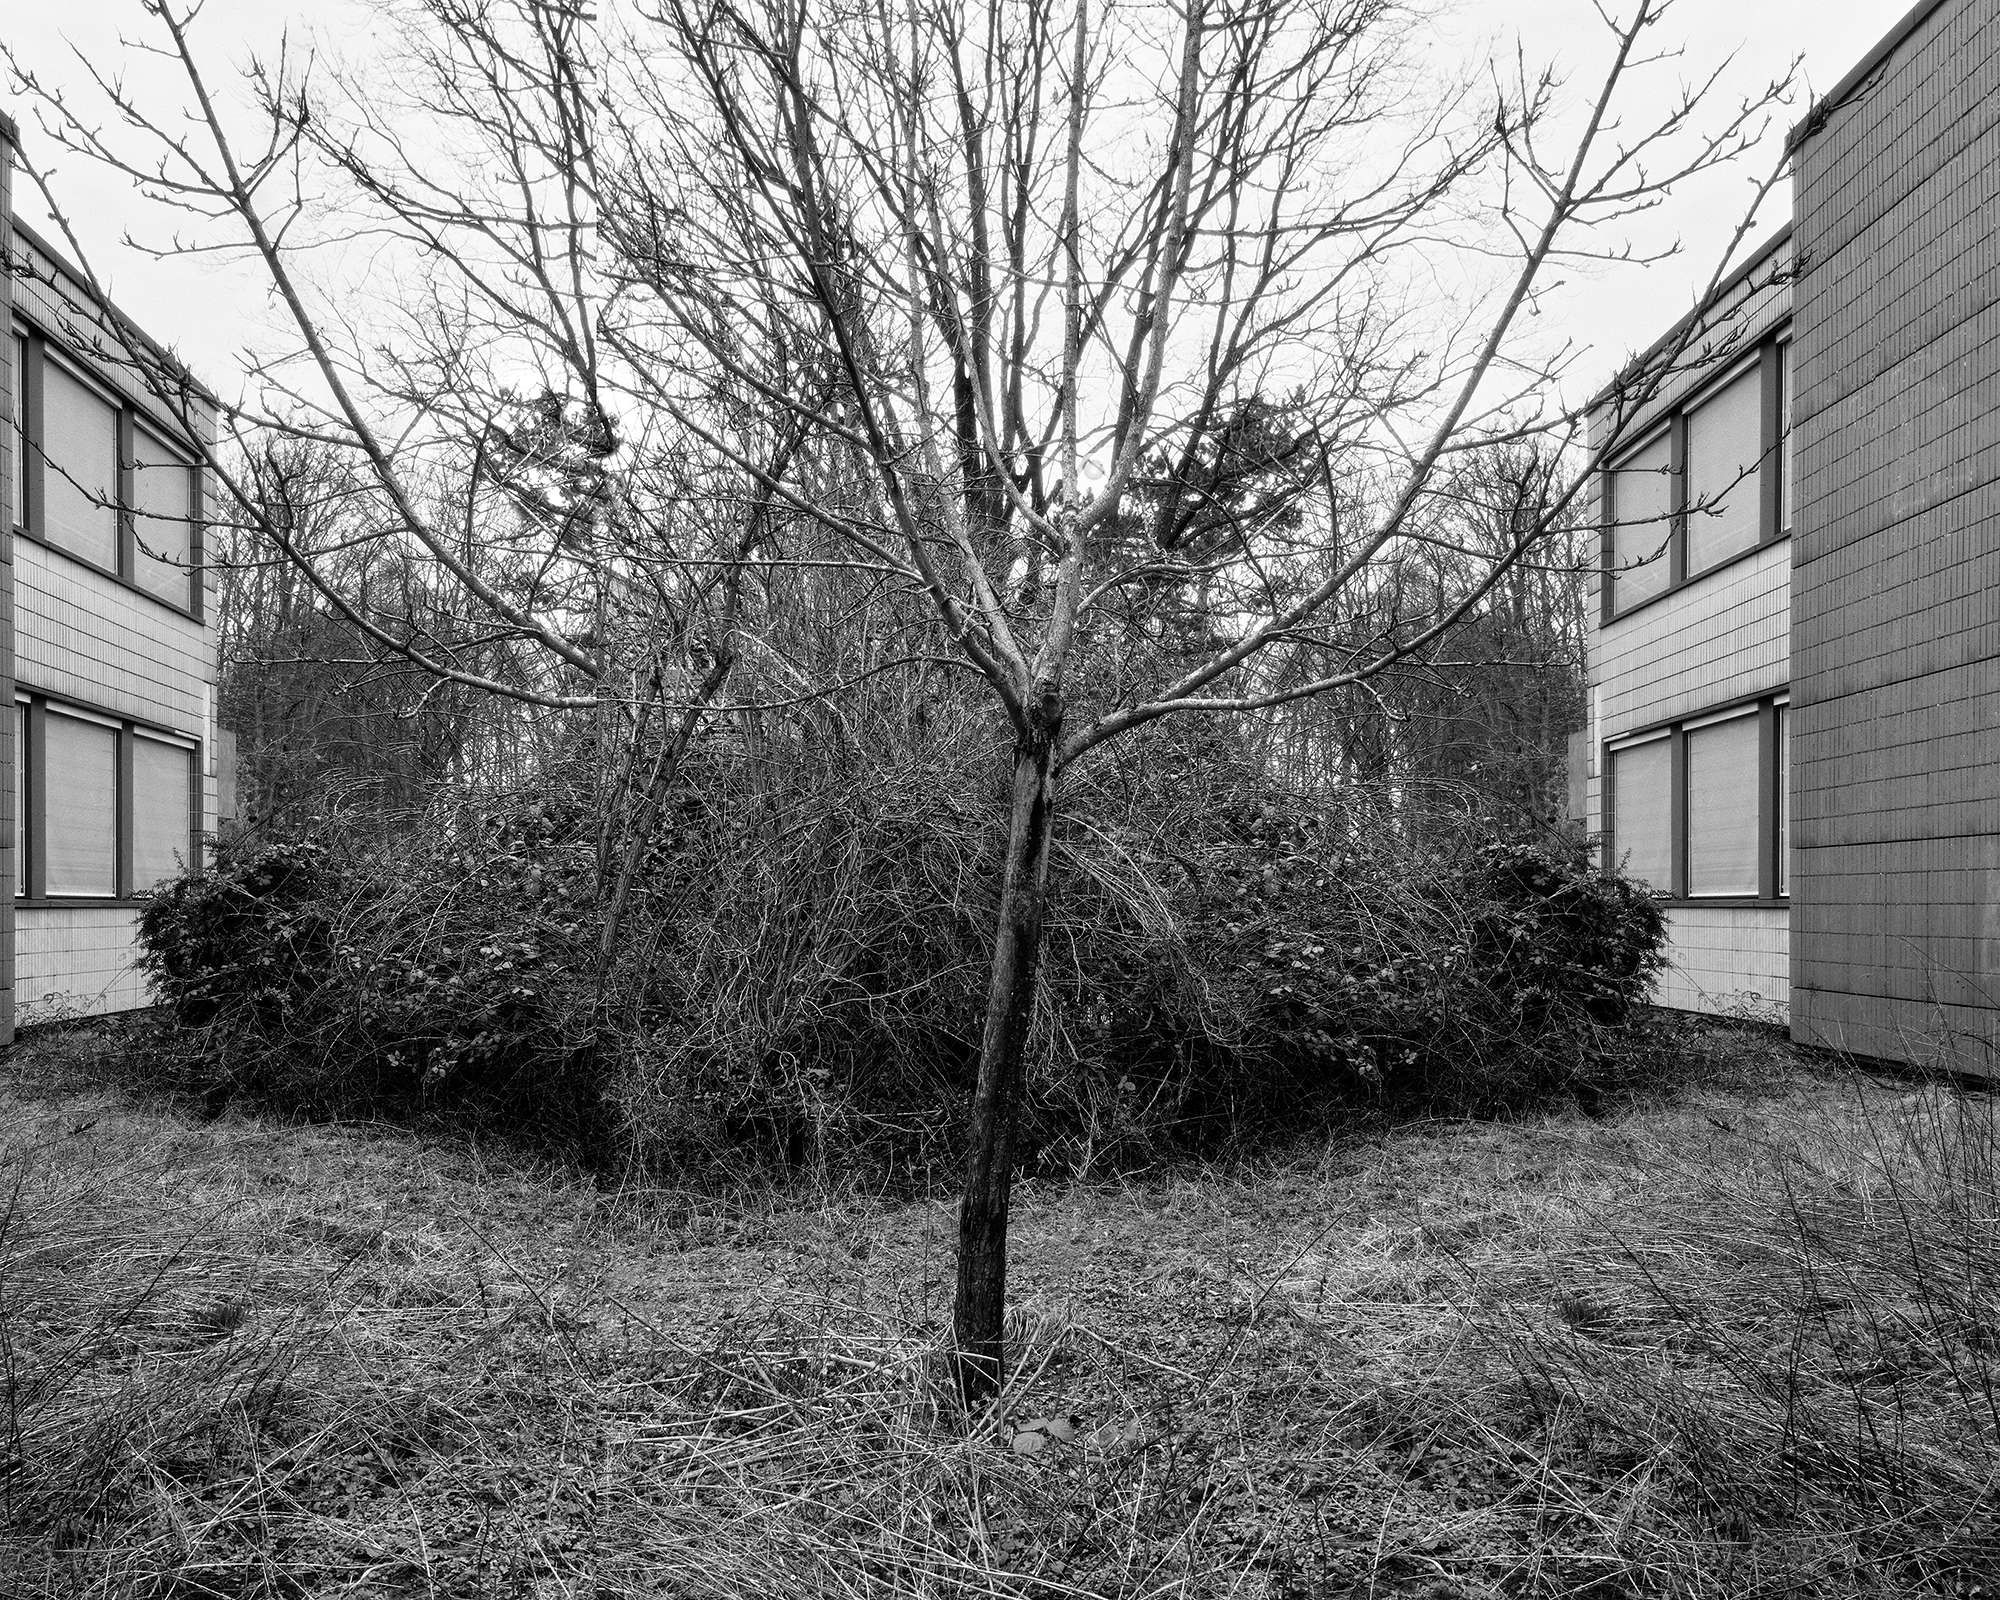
[1685, 366, 1762, 574]
[1684, 710, 1761, 895]
[1609, 735, 1672, 891]
[1778, 340, 1794, 535]
[1605, 693, 1789, 901]
[1607, 434, 1674, 612]
[9, 325, 202, 614]
[9, 333, 25, 533]
[1603, 333, 1790, 618]
[44, 710, 119, 897]
[1775, 704, 1790, 897]
[13, 694, 198, 901]
[131, 424, 196, 607]
[132, 735, 196, 889]
[41, 357, 120, 571]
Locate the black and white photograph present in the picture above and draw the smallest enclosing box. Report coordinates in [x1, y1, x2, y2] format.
[0, 0, 1992, 1593]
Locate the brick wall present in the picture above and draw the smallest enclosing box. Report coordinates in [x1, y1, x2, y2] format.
[1655, 905, 1789, 1015]
[1586, 236, 1794, 1022]
[15, 905, 149, 1019]
[6, 216, 220, 1023]
[0, 120, 15, 1042]
[1790, 0, 2000, 1070]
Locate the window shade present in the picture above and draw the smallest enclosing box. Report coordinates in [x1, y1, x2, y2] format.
[133, 735, 193, 890]
[1611, 739, 1672, 890]
[1686, 365, 1762, 573]
[13, 703, 23, 898]
[1609, 435, 1673, 612]
[1780, 342, 1795, 532]
[131, 427, 194, 606]
[44, 712, 117, 896]
[10, 336, 24, 532]
[1776, 706, 1790, 896]
[41, 361, 118, 570]
[1687, 713, 1761, 895]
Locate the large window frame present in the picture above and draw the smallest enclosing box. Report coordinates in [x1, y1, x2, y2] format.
[1601, 331, 1792, 622]
[1603, 692, 1790, 906]
[14, 691, 202, 906]
[10, 324, 205, 620]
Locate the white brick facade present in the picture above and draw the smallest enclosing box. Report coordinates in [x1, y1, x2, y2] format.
[3, 118, 220, 1037]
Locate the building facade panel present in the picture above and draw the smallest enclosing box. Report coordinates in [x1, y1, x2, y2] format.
[1789, 0, 2000, 1071]
[15, 905, 150, 1017]
[1586, 232, 1794, 1023]
[1652, 906, 1789, 1014]
[2, 125, 220, 1039]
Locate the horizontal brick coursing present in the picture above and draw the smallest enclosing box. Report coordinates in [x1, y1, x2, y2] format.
[1585, 245, 1793, 1023]
[1653, 905, 1790, 1017]
[1789, 0, 2000, 1074]
[15, 905, 149, 1018]
[7, 216, 221, 1032]
[1593, 543, 1790, 738]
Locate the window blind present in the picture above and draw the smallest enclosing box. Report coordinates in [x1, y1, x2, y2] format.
[41, 361, 119, 570]
[131, 426, 194, 607]
[12, 703, 23, 898]
[132, 736, 193, 890]
[9, 336, 24, 532]
[44, 712, 117, 896]
[1776, 705, 1790, 896]
[1687, 713, 1761, 895]
[1609, 434, 1674, 611]
[1611, 739, 1672, 890]
[1686, 365, 1763, 574]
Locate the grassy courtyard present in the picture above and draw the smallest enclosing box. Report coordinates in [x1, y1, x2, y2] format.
[3, 1020, 1996, 1598]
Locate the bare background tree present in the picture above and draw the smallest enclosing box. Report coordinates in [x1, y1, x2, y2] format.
[7, 0, 1792, 1400]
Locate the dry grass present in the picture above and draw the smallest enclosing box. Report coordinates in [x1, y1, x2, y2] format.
[3, 1018, 1996, 1597]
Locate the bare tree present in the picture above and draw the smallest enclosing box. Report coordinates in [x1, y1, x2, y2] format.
[7, 0, 1794, 1402]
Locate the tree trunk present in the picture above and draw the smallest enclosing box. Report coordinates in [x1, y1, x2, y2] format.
[953, 698, 1062, 1406]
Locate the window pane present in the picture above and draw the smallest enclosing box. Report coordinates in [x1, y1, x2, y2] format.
[44, 712, 117, 897]
[1687, 713, 1761, 896]
[1611, 738, 1672, 891]
[1609, 435, 1673, 612]
[133, 735, 192, 890]
[1686, 365, 1763, 573]
[41, 361, 119, 569]
[10, 335, 24, 533]
[1780, 342, 1794, 532]
[13, 703, 23, 898]
[1776, 706, 1789, 896]
[132, 426, 194, 606]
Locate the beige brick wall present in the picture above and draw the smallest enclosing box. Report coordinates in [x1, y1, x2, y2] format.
[1586, 239, 1794, 1025]
[1790, 0, 2000, 1072]
[1655, 906, 1790, 1015]
[8, 216, 220, 1023]
[1593, 542, 1791, 738]
[15, 905, 148, 1018]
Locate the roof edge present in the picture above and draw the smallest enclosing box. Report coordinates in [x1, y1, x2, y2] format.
[1786, 0, 1952, 153]
[10, 215, 221, 411]
[1586, 222, 1793, 412]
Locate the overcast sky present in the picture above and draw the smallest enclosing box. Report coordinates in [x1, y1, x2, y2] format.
[4, 0, 1910, 409]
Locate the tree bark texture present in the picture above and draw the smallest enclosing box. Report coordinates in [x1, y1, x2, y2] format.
[953, 695, 1062, 1405]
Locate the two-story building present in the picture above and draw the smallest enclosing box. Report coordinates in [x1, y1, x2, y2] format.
[1586, 0, 2000, 1072]
[1, 110, 222, 1042]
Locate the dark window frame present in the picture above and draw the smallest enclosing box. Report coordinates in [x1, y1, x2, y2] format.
[1603, 689, 1789, 906]
[10, 324, 206, 621]
[14, 691, 203, 908]
[1601, 332, 1791, 624]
